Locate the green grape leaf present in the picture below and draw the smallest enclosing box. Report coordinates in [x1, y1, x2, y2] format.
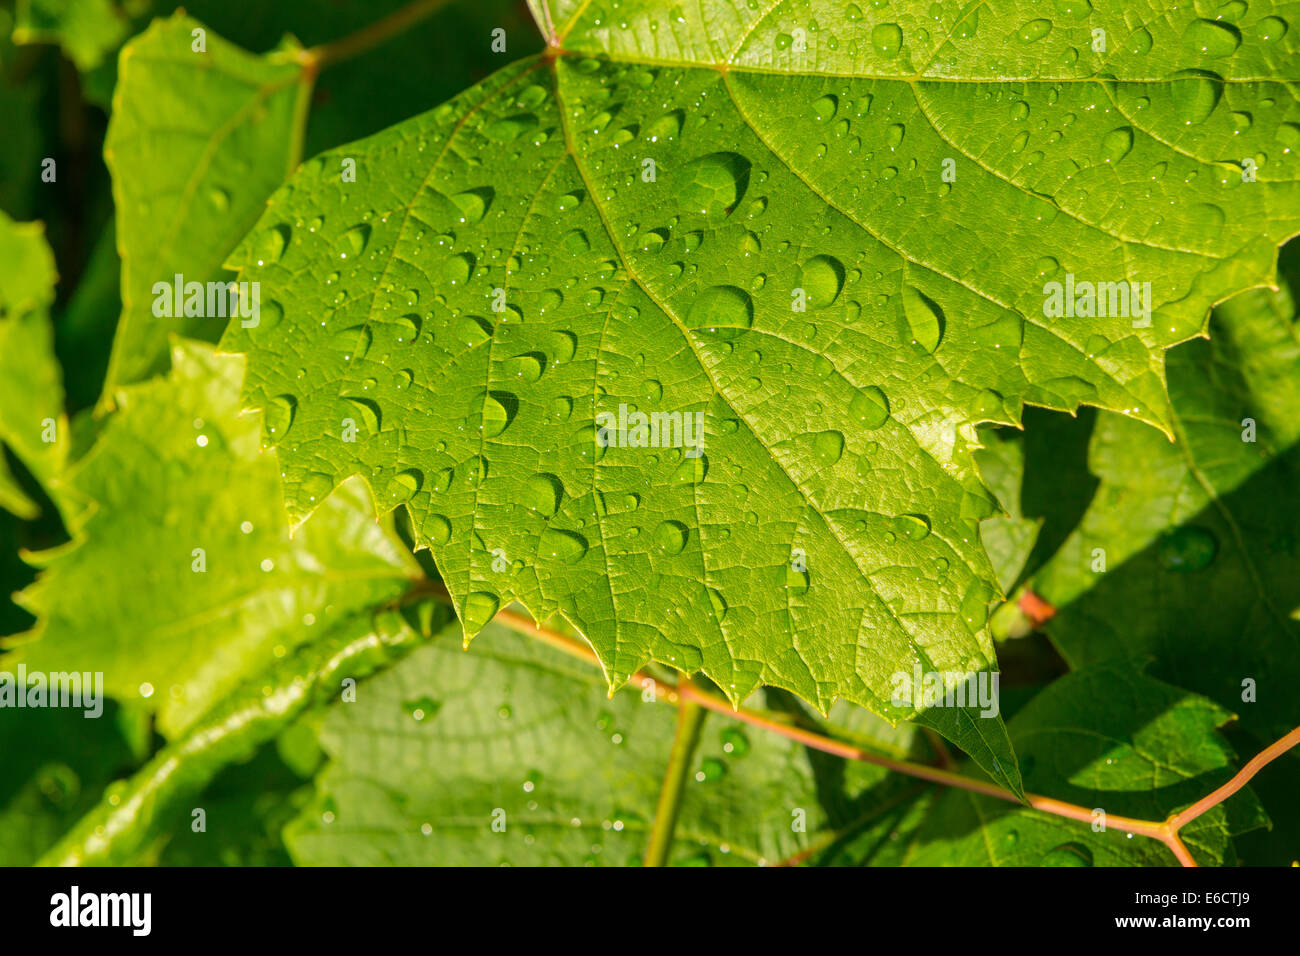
[102, 13, 312, 392]
[1032, 249, 1300, 745]
[902, 664, 1267, 866]
[0, 213, 67, 518]
[9, 340, 419, 738]
[286, 616, 931, 867]
[11, 0, 128, 71]
[220, 2, 1300, 737]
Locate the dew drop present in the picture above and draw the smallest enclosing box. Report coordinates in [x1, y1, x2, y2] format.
[901, 286, 945, 353]
[798, 255, 845, 309]
[653, 520, 689, 555]
[686, 285, 754, 330]
[849, 386, 890, 429]
[523, 473, 564, 517]
[462, 591, 500, 631]
[1157, 525, 1218, 571]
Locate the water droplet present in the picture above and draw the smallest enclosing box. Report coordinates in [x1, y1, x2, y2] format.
[328, 325, 372, 360]
[441, 252, 475, 286]
[1040, 842, 1094, 867]
[297, 472, 333, 505]
[404, 694, 442, 722]
[385, 469, 423, 504]
[256, 224, 290, 264]
[462, 591, 500, 631]
[686, 285, 753, 330]
[645, 109, 684, 142]
[679, 152, 751, 218]
[672, 454, 708, 484]
[901, 286, 944, 352]
[424, 513, 452, 544]
[1170, 73, 1223, 124]
[786, 565, 810, 594]
[653, 520, 689, 555]
[897, 514, 931, 540]
[1256, 16, 1288, 42]
[550, 395, 573, 421]
[338, 224, 371, 259]
[560, 231, 596, 261]
[1158, 526, 1218, 571]
[720, 727, 750, 756]
[798, 255, 845, 309]
[813, 430, 845, 466]
[484, 113, 538, 142]
[478, 391, 514, 438]
[970, 389, 1003, 418]
[708, 587, 728, 621]
[455, 315, 492, 348]
[959, 582, 994, 633]
[1099, 126, 1134, 163]
[871, 22, 903, 56]
[849, 386, 890, 429]
[811, 94, 839, 122]
[698, 757, 726, 782]
[1182, 18, 1241, 57]
[263, 394, 296, 442]
[1018, 18, 1052, 42]
[523, 473, 564, 517]
[451, 187, 494, 224]
[539, 527, 588, 563]
[503, 352, 544, 383]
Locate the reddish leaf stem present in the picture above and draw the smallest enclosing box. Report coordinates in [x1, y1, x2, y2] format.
[489, 603, 1298, 866]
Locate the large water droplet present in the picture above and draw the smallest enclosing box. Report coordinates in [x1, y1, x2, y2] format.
[1017, 18, 1052, 42]
[1099, 126, 1133, 163]
[871, 23, 903, 56]
[1040, 842, 1094, 867]
[539, 527, 588, 563]
[385, 469, 423, 504]
[849, 386, 890, 429]
[901, 286, 944, 352]
[442, 252, 475, 285]
[338, 224, 370, 259]
[798, 255, 845, 309]
[645, 109, 684, 142]
[1182, 18, 1241, 57]
[654, 520, 689, 555]
[1170, 73, 1223, 124]
[424, 513, 452, 544]
[813, 430, 845, 466]
[451, 187, 494, 224]
[484, 113, 538, 142]
[257, 224, 290, 264]
[462, 591, 500, 631]
[811, 94, 838, 122]
[687, 285, 754, 330]
[456, 315, 492, 348]
[261, 394, 295, 444]
[678, 152, 751, 218]
[523, 473, 564, 517]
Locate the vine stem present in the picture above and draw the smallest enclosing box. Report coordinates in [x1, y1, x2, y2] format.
[298, 0, 452, 74]
[487, 602, 1300, 867]
[643, 694, 707, 867]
